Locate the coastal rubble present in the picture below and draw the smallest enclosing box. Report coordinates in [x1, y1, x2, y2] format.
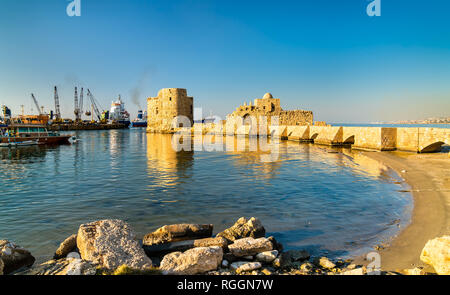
[143, 236, 227, 256]
[159, 246, 223, 275]
[77, 219, 152, 271]
[15, 258, 96, 275]
[216, 217, 265, 242]
[143, 224, 213, 246]
[0, 240, 35, 274]
[3, 217, 449, 276]
[232, 261, 262, 274]
[318, 257, 337, 269]
[420, 235, 450, 275]
[228, 237, 273, 257]
[256, 250, 278, 263]
[54, 234, 78, 259]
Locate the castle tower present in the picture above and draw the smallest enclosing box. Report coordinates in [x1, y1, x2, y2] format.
[147, 88, 194, 133]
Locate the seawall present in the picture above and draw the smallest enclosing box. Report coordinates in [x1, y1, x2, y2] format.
[188, 123, 450, 153]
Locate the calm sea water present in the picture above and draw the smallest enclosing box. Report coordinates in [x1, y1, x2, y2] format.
[0, 129, 412, 262]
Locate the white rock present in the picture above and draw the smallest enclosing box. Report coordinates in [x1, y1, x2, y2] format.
[65, 258, 96, 276]
[228, 237, 273, 257]
[160, 246, 223, 275]
[77, 219, 152, 271]
[420, 235, 450, 275]
[256, 250, 278, 263]
[235, 262, 262, 274]
[319, 257, 336, 269]
[67, 252, 81, 259]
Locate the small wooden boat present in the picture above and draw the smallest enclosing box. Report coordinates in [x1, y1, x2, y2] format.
[0, 124, 72, 145]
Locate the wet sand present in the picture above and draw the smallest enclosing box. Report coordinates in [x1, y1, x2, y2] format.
[360, 150, 450, 272]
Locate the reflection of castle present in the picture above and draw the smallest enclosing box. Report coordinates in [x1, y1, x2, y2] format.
[227, 93, 314, 126]
[146, 133, 193, 186]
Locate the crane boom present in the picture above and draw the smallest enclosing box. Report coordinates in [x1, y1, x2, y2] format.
[87, 89, 103, 121]
[31, 93, 43, 116]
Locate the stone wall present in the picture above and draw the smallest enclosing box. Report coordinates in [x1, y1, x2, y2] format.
[280, 110, 314, 126]
[227, 93, 313, 126]
[397, 127, 450, 152]
[147, 88, 193, 133]
[186, 123, 448, 153]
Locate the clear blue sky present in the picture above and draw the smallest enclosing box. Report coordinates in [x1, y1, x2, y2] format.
[1, 0, 449, 123]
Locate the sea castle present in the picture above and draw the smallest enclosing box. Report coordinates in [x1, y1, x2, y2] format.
[147, 88, 450, 153]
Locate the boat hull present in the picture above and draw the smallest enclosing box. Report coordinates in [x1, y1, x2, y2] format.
[131, 121, 147, 128]
[117, 120, 131, 128]
[0, 135, 71, 145]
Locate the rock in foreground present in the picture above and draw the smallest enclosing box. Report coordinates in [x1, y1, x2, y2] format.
[160, 246, 223, 275]
[15, 258, 96, 276]
[228, 237, 273, 257]
[54, 234, 78, 259]
[231, 261, 262, 274]
[256, 250, 278, 263]
[420, 235, 450, 275]
[0, 240, 35, 274]
[77, 219, 152, 271]
[143, 224, 213, 246]
[217, 217, 265, 242]
[143, 236, 228, 256]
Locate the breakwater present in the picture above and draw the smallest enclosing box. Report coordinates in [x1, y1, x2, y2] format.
[189, 124, 450, 153]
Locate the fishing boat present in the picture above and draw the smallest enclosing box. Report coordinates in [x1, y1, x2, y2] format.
[0, 124, 72, 145]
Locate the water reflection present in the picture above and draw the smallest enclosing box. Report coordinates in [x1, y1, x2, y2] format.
[0, 146, 47, 161]
[146, 133, 193, 186]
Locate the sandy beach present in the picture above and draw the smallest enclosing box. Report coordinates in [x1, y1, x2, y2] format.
[361, 150, 450, 272]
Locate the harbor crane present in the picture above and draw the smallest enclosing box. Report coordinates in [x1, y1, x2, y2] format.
[87, 89, 105, 122]
[54, 86, 62, 121]
[79, 87, 84, 118]
[31, 93, 43, 116]
[74, 87, 80, 122]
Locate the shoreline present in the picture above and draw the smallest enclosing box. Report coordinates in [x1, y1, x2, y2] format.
[357, 150, 449, 272]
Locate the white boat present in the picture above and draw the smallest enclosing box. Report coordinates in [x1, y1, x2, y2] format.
[109, 96, 131, 127]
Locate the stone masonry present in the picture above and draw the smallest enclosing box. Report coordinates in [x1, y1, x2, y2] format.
[227, 93, 313, 126]
[147, 88, 194, 133]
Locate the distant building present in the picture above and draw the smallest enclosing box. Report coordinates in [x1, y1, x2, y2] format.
[227, 93, 313, 126]
[147, 88, 193, 132]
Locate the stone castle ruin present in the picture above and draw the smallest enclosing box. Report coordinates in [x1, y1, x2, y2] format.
[147, 90, 313, 133]
[147, 88, 193, 133]
[227, 93, 313, 126]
